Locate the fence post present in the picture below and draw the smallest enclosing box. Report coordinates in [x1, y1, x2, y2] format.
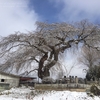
[75, 76, 78, 88]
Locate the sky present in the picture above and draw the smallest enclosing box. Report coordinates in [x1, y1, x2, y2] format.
[0, 0, 100, 36]
[0, 0, 100, 77]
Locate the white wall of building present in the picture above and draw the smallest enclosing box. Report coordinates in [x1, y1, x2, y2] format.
[0, 73, 20, 87]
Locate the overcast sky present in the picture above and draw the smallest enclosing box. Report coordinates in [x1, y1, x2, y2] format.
[0, 0, 100, 77]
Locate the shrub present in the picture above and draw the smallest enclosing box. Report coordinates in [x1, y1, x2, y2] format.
[90, 85, 100, 96]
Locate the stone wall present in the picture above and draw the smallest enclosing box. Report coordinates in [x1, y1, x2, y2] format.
[34, 83, 91, 90]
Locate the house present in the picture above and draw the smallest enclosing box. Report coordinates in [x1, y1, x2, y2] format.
[0, 71, 20, 88]
[0, 71, 38, 92]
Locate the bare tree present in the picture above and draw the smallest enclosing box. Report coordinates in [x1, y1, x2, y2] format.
[79, 46, 100, 80]
[79, 46, 100, 68]
[0, 20, 100, 80]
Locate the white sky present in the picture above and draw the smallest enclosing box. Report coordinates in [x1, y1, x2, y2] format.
[0, 0, 39, 36]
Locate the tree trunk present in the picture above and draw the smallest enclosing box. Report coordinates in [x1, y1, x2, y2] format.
[38, 47, 59, 79]
[38, 52, 48, 79]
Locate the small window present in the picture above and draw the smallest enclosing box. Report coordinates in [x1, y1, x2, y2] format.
[1, 79, 5, 82]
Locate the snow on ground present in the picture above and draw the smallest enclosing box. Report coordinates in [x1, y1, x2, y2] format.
[33, 91, 100, 100]
[0, 86, 100, 100]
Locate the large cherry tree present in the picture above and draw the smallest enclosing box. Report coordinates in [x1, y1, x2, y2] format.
[0, 20, 99, 79]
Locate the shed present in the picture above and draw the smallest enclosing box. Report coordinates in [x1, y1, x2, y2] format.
[0, 71, 20, 88]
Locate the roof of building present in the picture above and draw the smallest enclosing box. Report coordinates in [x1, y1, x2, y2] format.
[0, 71, 37, 79]
[20, 77, 37, 81]
[0, 71, 20, 78]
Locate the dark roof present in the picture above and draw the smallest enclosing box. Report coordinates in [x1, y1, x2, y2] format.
[20, 77, 37, 81]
